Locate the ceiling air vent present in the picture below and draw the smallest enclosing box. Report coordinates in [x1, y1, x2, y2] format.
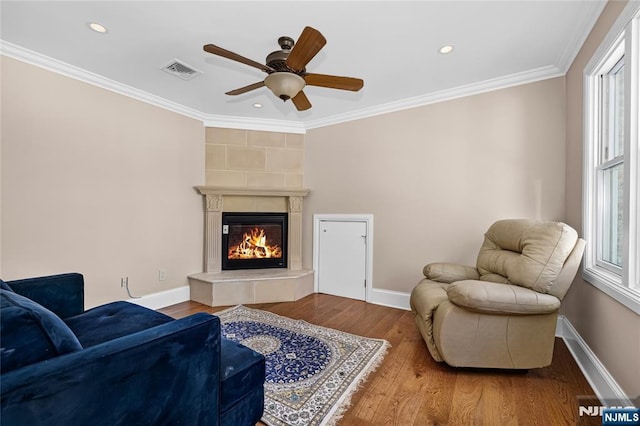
[162, 60, 201, 80]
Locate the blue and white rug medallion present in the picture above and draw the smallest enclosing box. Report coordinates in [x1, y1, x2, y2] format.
[217, 305, 390, 426]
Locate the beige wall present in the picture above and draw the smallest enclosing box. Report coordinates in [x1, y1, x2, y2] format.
[304, 77, 567, 293]
[564, 0, 639, 398]
[1, 56, 204, 308]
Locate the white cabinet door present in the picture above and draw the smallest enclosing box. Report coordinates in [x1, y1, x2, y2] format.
[317, 220, 367, 300]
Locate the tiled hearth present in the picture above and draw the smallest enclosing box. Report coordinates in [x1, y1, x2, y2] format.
[188, 186, 314, 307]
[189, 268, 314, 306]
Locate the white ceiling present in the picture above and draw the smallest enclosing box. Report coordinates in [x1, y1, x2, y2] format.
[0, 1, 606, 131]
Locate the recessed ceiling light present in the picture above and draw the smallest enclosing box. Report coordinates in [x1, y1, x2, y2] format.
[439, 45, 454, 54]
[253, 103, 263, 108]
[88, 22, 108, 34]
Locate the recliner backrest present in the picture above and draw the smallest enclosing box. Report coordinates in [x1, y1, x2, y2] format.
[476, 219, 579, 294]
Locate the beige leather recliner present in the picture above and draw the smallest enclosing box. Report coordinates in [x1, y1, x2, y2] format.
[410, 219, 585, 369]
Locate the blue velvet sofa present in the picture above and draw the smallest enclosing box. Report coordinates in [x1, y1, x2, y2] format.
[0, 273, 265, 425]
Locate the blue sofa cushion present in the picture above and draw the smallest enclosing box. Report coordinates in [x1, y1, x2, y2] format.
[6, 273, 84, 319]
[220, 338, 265, 413]
[0, 289, 83, 373]
[0, 280, 14, 292]
[64, 301, 174, 347]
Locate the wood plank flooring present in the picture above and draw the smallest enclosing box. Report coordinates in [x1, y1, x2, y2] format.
[159, 294, 597, 425]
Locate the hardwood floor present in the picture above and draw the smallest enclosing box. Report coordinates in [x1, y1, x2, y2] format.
[159, 294, 598, 425]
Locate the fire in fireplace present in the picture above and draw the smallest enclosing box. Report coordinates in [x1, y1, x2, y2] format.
[221, 212, 288, 270]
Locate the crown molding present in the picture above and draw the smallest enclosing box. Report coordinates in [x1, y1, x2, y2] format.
[202, 115, 305, 134]
[555, 0, 608, 73]
[0, 40, 206, 122]
[304, 65, 564, 130]
[2, 39, 567, 133]
[1, 40, 307, 134]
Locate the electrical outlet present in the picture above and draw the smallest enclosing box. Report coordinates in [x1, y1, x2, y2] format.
[120, 277, 128, 287]
[158, 269, 167, 281]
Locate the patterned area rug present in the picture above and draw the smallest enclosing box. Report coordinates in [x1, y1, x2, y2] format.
[216, 305, 390, 426]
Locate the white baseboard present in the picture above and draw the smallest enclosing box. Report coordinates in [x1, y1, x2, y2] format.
[556, 315, 631, 405]
[367, 288, 411, 310]
[127, 285, 190, 310]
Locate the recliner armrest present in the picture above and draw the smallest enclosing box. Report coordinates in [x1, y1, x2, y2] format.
[423, 263, 480, 283]
[7, 273, 84, 319]
[446, 280, 561, 315]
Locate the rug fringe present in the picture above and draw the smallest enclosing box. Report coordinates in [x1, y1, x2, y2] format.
[322, 340, 391, 426]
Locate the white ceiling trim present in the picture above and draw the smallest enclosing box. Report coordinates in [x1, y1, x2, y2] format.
[0, 40, 205, 122]
[304, 65, 564, 130]
[0, 39, 569, 134]
[554, 0, 607, 73]
[0, 40, 307, 134]
[202, 115, 306, 134]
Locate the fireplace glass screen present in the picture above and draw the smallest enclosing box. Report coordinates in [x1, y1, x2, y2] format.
[222, 212, 288, 270]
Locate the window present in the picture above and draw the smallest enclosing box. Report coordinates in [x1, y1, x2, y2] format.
[598, 52, 624, 273]
[583, 4, 640, 313]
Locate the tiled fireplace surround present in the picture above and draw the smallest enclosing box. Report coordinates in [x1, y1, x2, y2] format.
[187, 128, 314, 306]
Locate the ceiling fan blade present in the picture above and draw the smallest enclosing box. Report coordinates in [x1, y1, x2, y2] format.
[203, 44, 274, 73]
[304, 73, 364, 91]
[286, 27, 327, 72]
[225, 81, 266, 96]
[292, 91, 312, 111]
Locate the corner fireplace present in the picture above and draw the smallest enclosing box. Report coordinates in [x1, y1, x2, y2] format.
[221, 212, 288, 270]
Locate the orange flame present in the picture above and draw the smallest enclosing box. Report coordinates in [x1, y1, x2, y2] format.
[228, 227, 282, 259]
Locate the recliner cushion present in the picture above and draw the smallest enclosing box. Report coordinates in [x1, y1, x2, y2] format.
[476, 220, 578, 293]
[0, 289, 83, 373]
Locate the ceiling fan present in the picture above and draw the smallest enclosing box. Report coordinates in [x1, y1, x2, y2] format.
[203, 26, 364, 111]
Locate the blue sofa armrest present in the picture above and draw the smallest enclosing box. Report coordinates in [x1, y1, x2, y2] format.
[6, 273, 84, 318]
[1, 313, 221, 426]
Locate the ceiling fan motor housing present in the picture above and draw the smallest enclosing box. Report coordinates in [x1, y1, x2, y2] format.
[266, 36, 304, 73]
[266, 50, 289, 71]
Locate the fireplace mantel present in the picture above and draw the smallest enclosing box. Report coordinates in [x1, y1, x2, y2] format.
[190, 186, 313, 307]
[196, 186, 310, 198]
[194, 186, 310, 273]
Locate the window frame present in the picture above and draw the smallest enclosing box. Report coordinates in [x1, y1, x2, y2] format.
[583, 2, 640, 314]
[595, 47, 624, 275]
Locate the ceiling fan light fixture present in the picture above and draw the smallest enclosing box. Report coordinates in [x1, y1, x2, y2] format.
[264, 72, 305, 101]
